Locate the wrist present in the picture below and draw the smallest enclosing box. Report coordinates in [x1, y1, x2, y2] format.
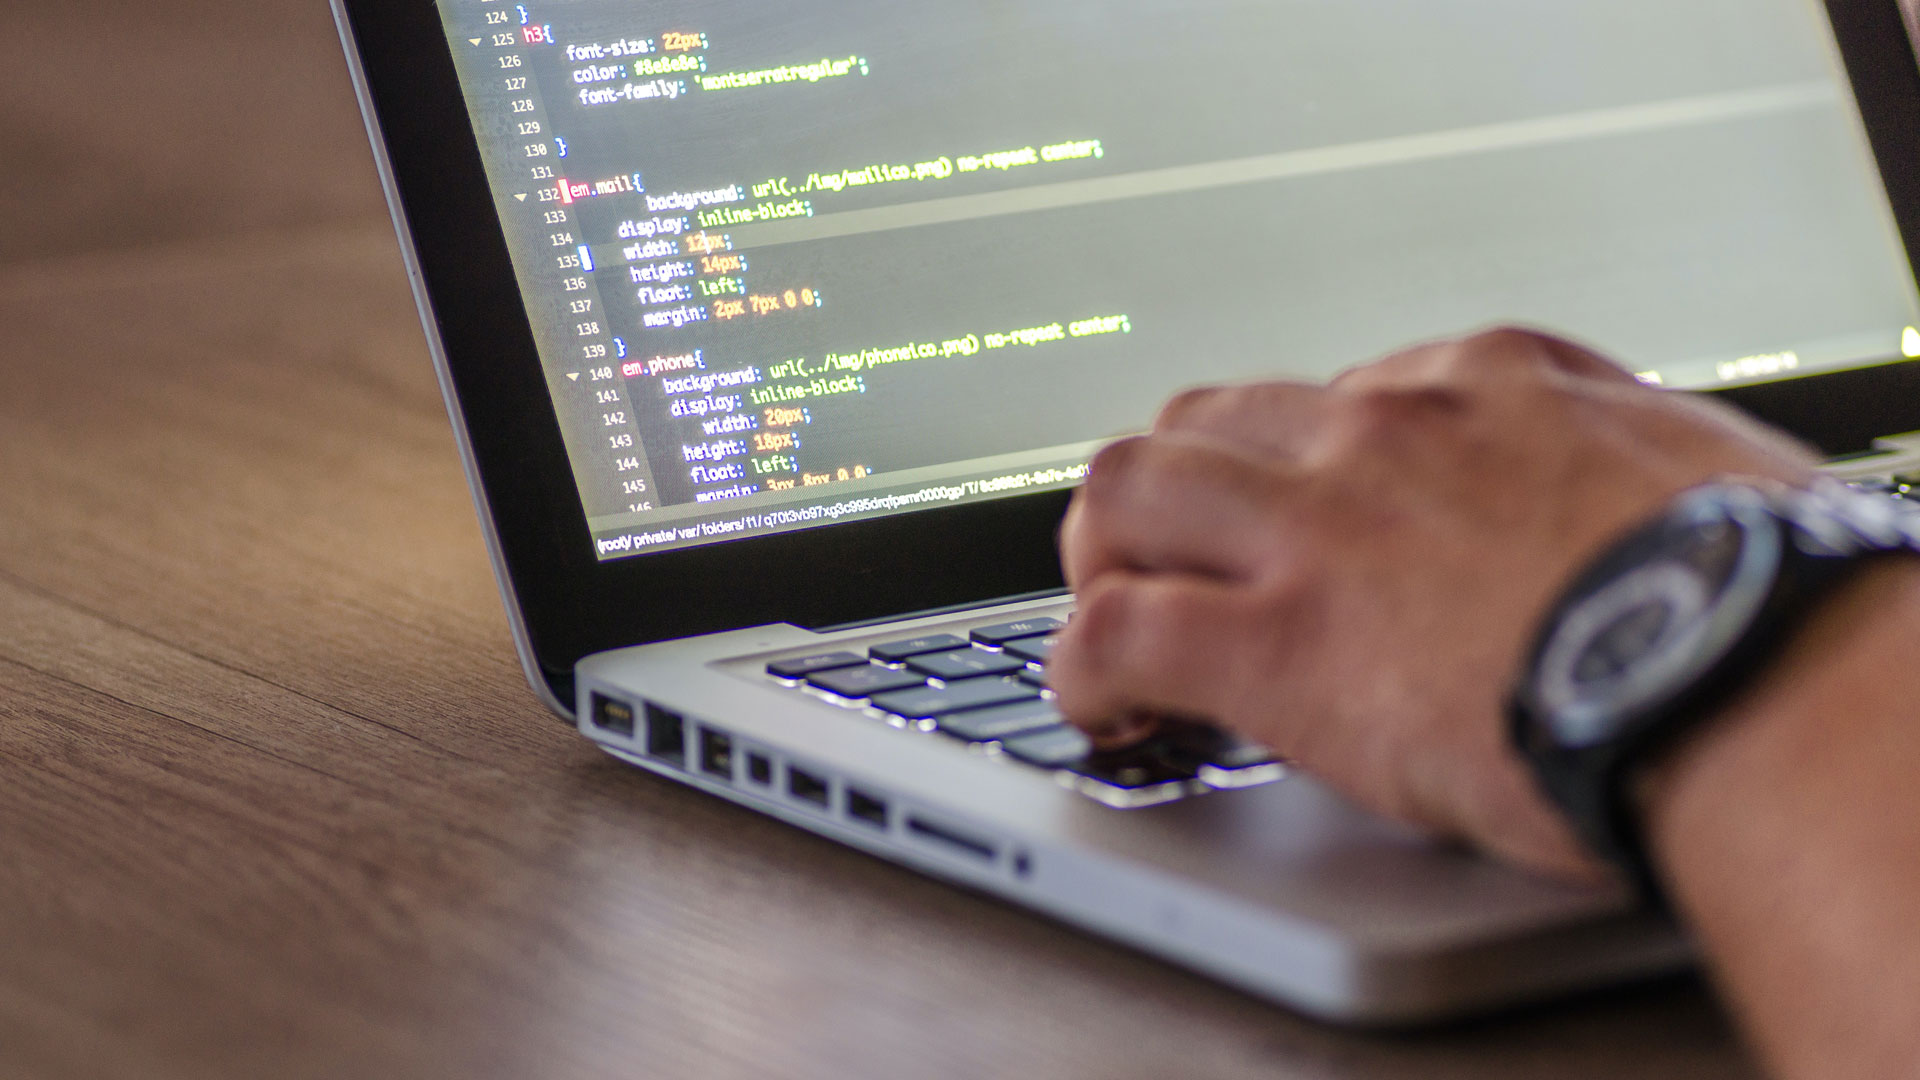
[1638, 558, 1920, 905]
[1627, 556, 1920, 1079]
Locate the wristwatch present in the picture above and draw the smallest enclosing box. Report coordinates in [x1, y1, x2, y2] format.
[1509, 479, 1920, 907]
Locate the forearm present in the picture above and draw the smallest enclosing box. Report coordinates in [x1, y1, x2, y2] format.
[1643, 559, 1920, 1079]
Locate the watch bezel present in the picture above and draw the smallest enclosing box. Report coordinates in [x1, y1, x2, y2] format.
[1521, 488, 1786, 750]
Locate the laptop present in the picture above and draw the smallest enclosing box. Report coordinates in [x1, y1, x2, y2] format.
[331, 0, 1920, 1022]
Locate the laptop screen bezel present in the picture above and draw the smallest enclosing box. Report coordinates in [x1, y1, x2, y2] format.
[336, 0, 1920, 704]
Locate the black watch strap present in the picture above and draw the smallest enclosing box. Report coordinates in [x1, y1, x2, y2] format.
[1511, 480, 1920, 909]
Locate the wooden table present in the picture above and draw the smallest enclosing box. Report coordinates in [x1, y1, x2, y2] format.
[0, 4, 1762, 1076]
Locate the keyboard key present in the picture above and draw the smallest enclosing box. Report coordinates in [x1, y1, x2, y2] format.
[1196, 760, 1287, 790]
[871, 678, 1041, 720]
[1149, 721, 1286, 790]
[869, 634, 969, 663]
[936, 699, 1063, 743]
[1073, 749, 1197, 789]
[767, 651, 867, 680]
[1002, 726, 1092, 768]
[908, 648, 1028, 682]
[1003, 634, 1058, 665]
[1017, 665, 1052, 689]
[970, 617, 1066, 647]
[1152, 721, 1276, 771]
[806, 664, 927, 699]
[1071, 748, 1197, 808]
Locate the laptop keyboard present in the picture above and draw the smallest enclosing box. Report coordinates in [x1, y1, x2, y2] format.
[764, 615, 1284, 808]
[1851, 476, 1920, 500]
[759, 480, 1916, 809]
[1846, 476, 1920, 522]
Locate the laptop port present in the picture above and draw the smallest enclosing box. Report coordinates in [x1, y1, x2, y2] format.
[644, 703, 686, 766]
[699, 729, 735, 780]
[847, 788, 889, 829]
[589, 694, 635, 737]
[746, 752, 774, 786]
[788, 766, 830, 808]
[906, 815, 995, 862]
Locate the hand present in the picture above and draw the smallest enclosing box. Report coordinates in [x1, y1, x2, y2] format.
[1051, 328, 1822, 878]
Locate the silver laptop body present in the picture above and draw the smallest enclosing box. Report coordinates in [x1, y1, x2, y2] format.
[334, 0, 1920, 1022]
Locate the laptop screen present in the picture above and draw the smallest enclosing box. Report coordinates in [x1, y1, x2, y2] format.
[434, 0, 1920, 561]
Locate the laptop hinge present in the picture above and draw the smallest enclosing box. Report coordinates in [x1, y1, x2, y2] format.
[806, 587, 1071, 634]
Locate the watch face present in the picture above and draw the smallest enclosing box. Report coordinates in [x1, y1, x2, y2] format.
[1529, 490, 1785, 748]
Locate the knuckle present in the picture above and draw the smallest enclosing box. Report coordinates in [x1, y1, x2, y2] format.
[1247, 569, 1321, 656]
[1154, 385, 1225, 431]
[1332, 385, 1465, 445]
[1062, 581, 1140, 673]
[1443, 327, 1552, 378]
[1252, 537, 1319, 598]
[1055, 498, 1091, 571]
[1085, 436, 1150, 494]
[1072, 578, 1190, 658]
[1204, 592, 1304, 720]
[1347, 387, 1408, 433]
[1087, 435, 1211, 505]
[1465, 325, 1550, 352]
[1335, 344, 1434, 390]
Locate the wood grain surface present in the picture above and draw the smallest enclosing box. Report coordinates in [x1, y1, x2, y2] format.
[0, 3, 1770, 1077]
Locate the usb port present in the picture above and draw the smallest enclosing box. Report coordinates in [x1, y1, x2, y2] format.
[644, 703, 686, 766]
[747, 752, 774, 786]
[590, 694, 635, 737]
[700, 729, 735, 781]
[788, 766, 830, 808]
[847, 788, 889, 829]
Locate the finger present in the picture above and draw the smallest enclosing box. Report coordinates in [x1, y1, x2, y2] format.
[1152, 381, 1329, 458]
[1059, 433, 1297, 589]
[1051, 570, 1256, 743]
